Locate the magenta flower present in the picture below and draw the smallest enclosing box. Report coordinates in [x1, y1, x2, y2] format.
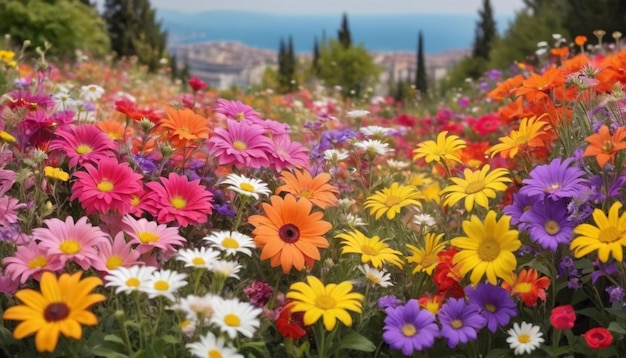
[207, 119, 275, 169]
[121, 215, 186, 257]
[216, 98, 263, 122]
[49, 124, 117, 168]
[0, 195, 26, 226]
[144, 172, 213, 227]
[0, 168, 16, 195]
[3, 240, 64, 284]
[270, 135, 310, 172]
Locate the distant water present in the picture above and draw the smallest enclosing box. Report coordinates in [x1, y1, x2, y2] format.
[160, 10, 514, 54]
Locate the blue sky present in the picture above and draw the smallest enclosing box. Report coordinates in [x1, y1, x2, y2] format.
[138, 0, 526, 15]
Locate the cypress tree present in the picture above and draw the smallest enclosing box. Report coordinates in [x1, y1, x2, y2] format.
[415, 31, 427, 95]
[472, 0, 497, 60]
[287, 36, 297, 91]
[312, 37, 320, 75]
[337, 13, 352, 49]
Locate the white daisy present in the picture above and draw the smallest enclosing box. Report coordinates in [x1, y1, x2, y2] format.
[413, 213, 437, 228]
[323, 149, 350, 162]
[387, 159, 410, 170]
[358, 264, 393, 287]
[506, 322, 545, 356]
[211, 259, 242, 279]
[178, 319, 197, 338]
[80, 84, 105, 102]
[203, 230, 255, 257]
[359, 125, 393, 137]
[176, 247, 221, 270]
[219, 173, 271, 200]
[209, 297, 262, 339]
[186, 331, 243, 358]
[346, 109, 370, 118]
[353, 139, 392, 156]
[345, 213, 367, 227]
[142, 269, 188, 301]
[104, 265, 156, 295]
[171, 293, 217, 321]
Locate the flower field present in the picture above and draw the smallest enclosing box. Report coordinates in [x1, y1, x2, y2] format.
[1, 36, 626, 358]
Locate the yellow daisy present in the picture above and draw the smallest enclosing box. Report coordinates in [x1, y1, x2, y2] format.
[413, 131, 466, 165]
[570, 202, 626, 263]
[2, 271, 106, 352]
[44, 166, 70, 182]
[487, 115, 548, 159]
[286, 276, 364, 331]
[364, 182, 423, 220]
[406, 232, 447, 275]
[451, 211, 521, 285]
[439, 165, 512, 212]
[336, 230, 404, 268]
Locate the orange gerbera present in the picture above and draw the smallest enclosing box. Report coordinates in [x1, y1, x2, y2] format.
[515, 66, 565, 103]
[502, 268, 551, 307]
[487, 74, 524, 102]
[583, 125, 626, 168]
[158, 107, 210, 148]
[96, 119, 132, 142]
[275, 169, 339, 209]
[248, 194, 332, 273]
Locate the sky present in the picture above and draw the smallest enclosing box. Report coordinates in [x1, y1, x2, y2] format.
[145, 0, 526, 15]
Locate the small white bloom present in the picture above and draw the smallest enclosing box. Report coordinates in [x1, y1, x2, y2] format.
[338, 198, 356, 209]
[211, 259, 242, 279]
[354, 139, 392, 156]
[203, 230, 256, 257]
[345, 213, 367, 227]
[536, 41, 548, 48]
[387, 159, 410, 170]
[358, 264, 393, 287]
[171, 293, 217, 321]
[209, 297, 262, 339]
[142, 269, 188, 301]
[506, 322, 545, 356]
[186, 331, 243, 358]
[346, 109, 370, 118]
[105, 265, 156, 295]
[178, 319, 197, 338]
[219, 173, 271, 200]
[552, 33, 563, 40]
[176, 247, 221, 269]
[80, 84, 105, 102]
[413, 213, 437, 228]
[359, 125, 393, 137]
[323, 149, 350, 162]
[535, 48, 548, 56]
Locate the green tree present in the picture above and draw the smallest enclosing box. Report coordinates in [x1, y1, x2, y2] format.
[317, 39, 379, 98]
[312, 37, 320, 75]
[415, 31, 427, 96]
[472, 0, 497, 60]
[562, 0, 626, 43]
[103, 0, 168, 72]
[277, 36, 297, 93]
[337, 13, 352, 49]
[0, 0, 110, 58]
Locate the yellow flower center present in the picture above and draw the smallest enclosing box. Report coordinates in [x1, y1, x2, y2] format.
[27, 256, 48, 269]
[485, 303, 496, 313]
[235, 113, 245, 121]
[518, 334, 531, 344]
[209, 350, 223, 358]
[106, 256, 124, 270]
[59, 240, 81, 254]
[300, 189, 313, 199]
[192, 257, 206, 265]
[224, 313, 241, 327]
[599, 226, 621, 243]
[239, 182, 255, 192]
[233, 140, 247, 150]
[76, 144, 93, 154]
[98, 179, 114, 192]
[451, 319, 464, 329]
[401, 323, 417, 337]
[126, 277, 140, 287]
[477, 239, 500, 261]
[603, 140, 615, 153]
[171, 196, 187, 209]
[361, 244, 378, 256]
[385, 195, 401, 207]
[544, 220, 560, 235]
[154, 280, 170, 291]
[514, 282, 532, 294]
[315, 294, 336, 310]
[464, 180, 485, 194]
[138, 231, 159, 243]
[222, 237, 240, 249]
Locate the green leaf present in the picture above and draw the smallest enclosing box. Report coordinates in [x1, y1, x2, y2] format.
[104, 334, 126, 345]
[484, 348, 510, 358]
[608, 321, 626, 335]
[577, 307, 611, 326]
[88, 346, 129, 358]
[337, 332, 376, 352]
[160, 334, 180, 344]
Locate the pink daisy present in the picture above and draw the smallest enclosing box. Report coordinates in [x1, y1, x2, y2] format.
[259, 119, 290, 138]
[207, 119, 275, 169]
[144, 172, 213, 227]
[71, 159, 144, 215]
[121, 215, 187, 257]
[0, 195, 27, 226]
[270, 135, 311, 172]
[0, 168, 16, 195]
[48, 124, 117, 168]
[3, 240, 64, 284]
[216, 98, 263, 122]
[34, 216, 109, 270]
[92, 232, 141, 272]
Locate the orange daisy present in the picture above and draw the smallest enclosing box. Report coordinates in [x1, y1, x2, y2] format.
[501, 268, 551, 307]
[157, 107, 210, 148]
[514, 66, 565, 103]
[275, 169, 339, 209]
[248, 194, 332, 273]
[487, 74, 524, 102]
[583, 125, 626, 168]
[96, 119, 132, 142]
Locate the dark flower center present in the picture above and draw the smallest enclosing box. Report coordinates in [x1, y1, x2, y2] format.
[279, 223, 300, 243]
[44, 302, 70, 322]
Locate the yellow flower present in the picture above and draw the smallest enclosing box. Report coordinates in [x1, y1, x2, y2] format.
[451, 211, 521, 285]
[44, 166, 70, 182]
[0, 130, 16, 143]
[570, 202, 626, 262]
[487, 116, 548, 159]
[364, 182, 423, 220]
[0, 50, 17, 67]
[439, 165, 511, 212]
[286, 276, 364, 331]
[406, 232, 447, 275]
[336, 230, 404, 268]
[2, 271, 106, 352]
[413, 131, 466, 165]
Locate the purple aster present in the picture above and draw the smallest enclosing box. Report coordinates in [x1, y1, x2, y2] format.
[588, 172, 626, 202]
[438, 298, 486, 348]
[464, 283, 517, 333]
[132, 154, 158, 175]
[606, 286, 625, 305]
[519, 157, 588, 201]
[378, 295, 404, 310]
[520, 198, 575, 251]
[382, 299, 439, 355]
[319, 129, 357, 148]
[503, 191, 535, 229]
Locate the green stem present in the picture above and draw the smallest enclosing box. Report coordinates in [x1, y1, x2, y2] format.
[152, 297, 164, 342]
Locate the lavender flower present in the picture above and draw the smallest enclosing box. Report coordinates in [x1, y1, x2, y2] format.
[520, 198, 575, 251]
[438, 298, 487, 348]
[382, 299, 439, 355]
[378, 295, 403, 310]
[520, 158, 588, 201]
[503, 191, 535, 229]
[464, 283, 517, 333]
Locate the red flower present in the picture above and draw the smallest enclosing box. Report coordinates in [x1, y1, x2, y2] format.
[275, 302, 306, 339]
[582, 327, 613, 349]
[472, 113, 500, 136]
[188, 76, 207, 92]
[550, 304, 576, 330]
[432, 247, 465, 299]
